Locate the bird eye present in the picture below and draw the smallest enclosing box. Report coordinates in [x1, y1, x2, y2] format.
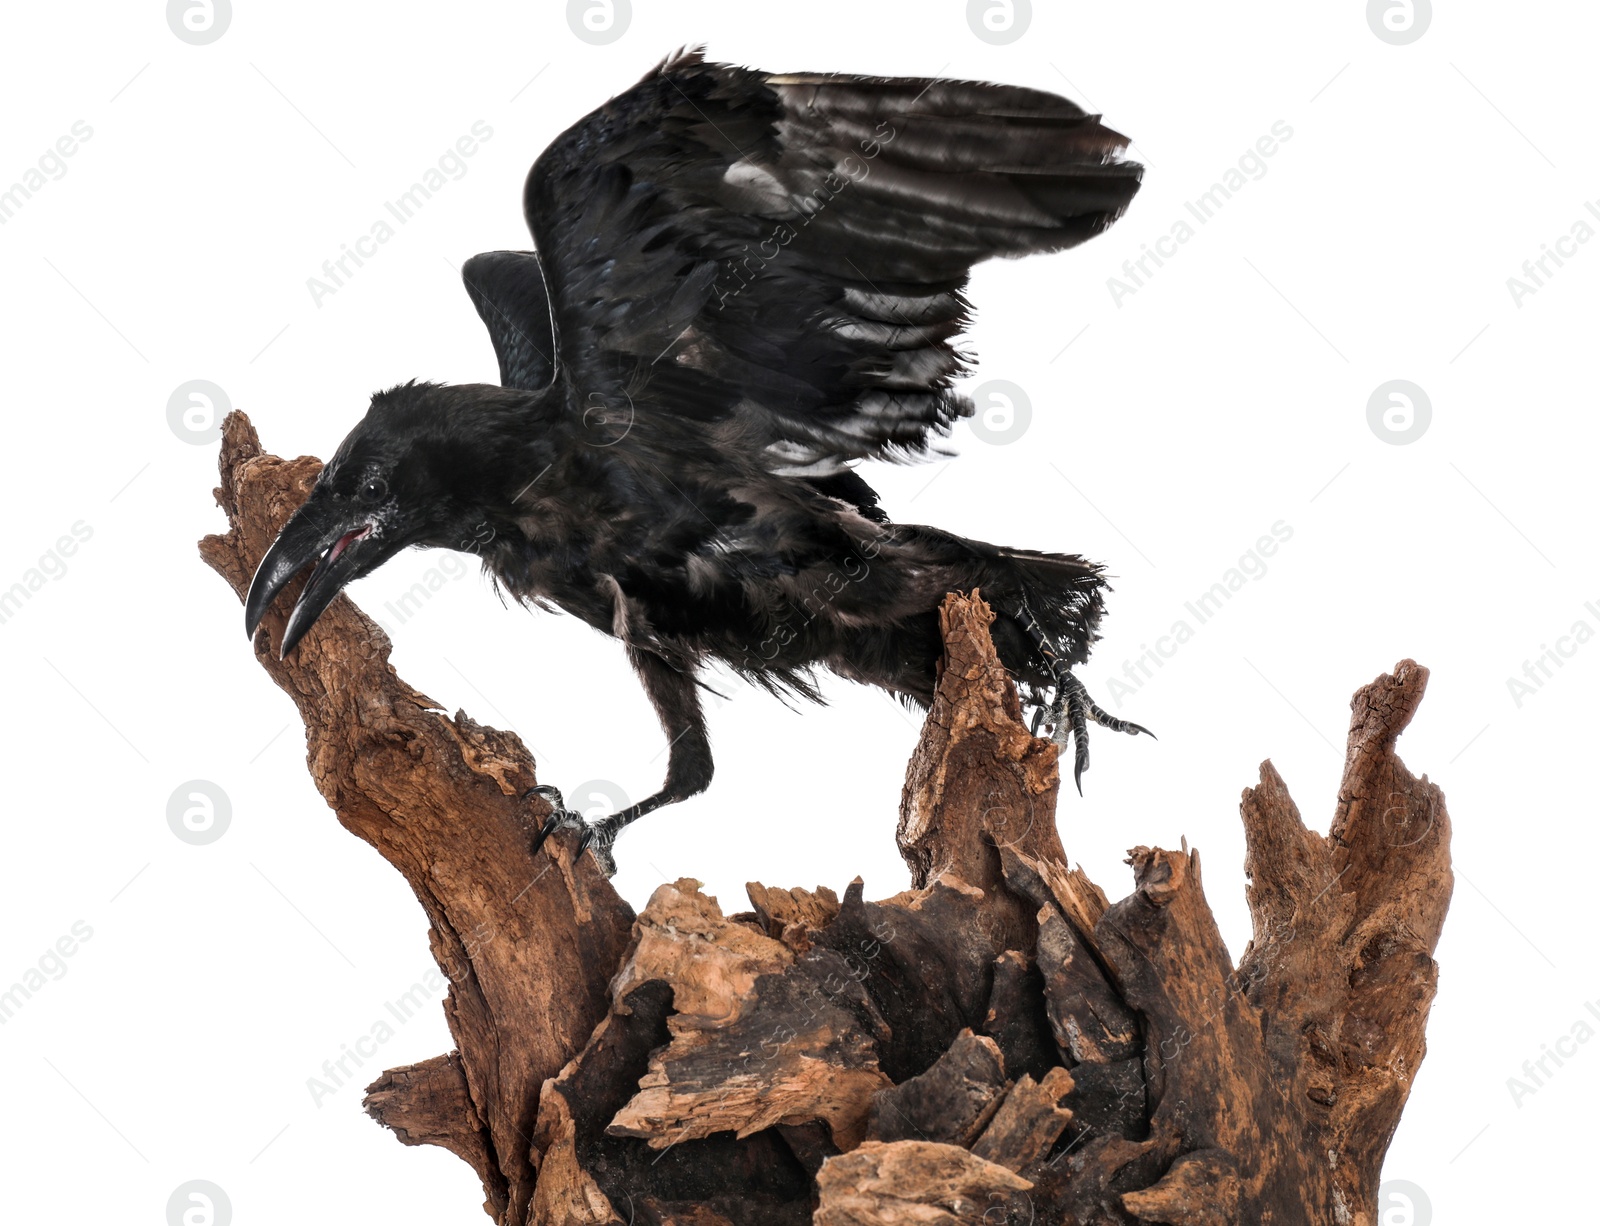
[359, 476, 388, 504]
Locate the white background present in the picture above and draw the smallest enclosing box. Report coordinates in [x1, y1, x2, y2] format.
[1, 1, 1592, 1222]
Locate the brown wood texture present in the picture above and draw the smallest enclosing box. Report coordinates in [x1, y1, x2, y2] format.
[200, 413, 636, 1225]
[204, 414, 1452, 1225]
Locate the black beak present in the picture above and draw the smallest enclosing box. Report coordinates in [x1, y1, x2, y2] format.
[244, 501, 385, 658]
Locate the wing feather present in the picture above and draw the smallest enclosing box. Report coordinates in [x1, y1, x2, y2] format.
[521, 49, 1141, 475]
[461, 250, 558, 392]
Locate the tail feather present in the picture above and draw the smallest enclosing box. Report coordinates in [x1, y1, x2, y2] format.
[894, 525, 1107, 677]
[981, 547, 1108, 673]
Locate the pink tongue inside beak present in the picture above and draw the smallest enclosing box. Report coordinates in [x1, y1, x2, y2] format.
[327, 525, 370, 565]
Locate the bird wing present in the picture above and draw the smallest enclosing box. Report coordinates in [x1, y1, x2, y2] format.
[462, 250, 558, 391]
[523, 48, 1141, 476]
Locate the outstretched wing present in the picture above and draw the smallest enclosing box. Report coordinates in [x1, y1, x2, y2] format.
[525, 49, 1141, 476]
[462, 250, 557, 391]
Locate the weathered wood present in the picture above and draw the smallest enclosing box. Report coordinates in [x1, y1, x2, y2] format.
[364, 1053, 500, 1210]
[814, 1141, 1033, 1226]
[746, 882, 843, 953]
[970, 1066, 1075, 1172]
[201, 413, 635, 1226]
[979, 950, 1060, 1084]
[1035, 906, 1142, 1065]
[205, 422, 1452, 1226]
[604, 879, 890, 1151]
[897, 592, 1067, 893]
[864, 1029, 1008, 1148]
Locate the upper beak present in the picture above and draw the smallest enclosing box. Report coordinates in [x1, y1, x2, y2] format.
[244, 502, 381, 658]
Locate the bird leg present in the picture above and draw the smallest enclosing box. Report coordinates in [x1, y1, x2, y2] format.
[524, 645, 712, 876]
[1044, 671, 1154, 794]
[1007, 593, 1154, 795]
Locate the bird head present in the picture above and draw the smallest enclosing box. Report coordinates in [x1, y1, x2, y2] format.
[244, 380, 540, 657]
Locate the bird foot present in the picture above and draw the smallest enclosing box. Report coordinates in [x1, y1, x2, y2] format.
[1044, 672, 1155, 796]
[572, 815, 623, 879]
[522, 784, 619, 877]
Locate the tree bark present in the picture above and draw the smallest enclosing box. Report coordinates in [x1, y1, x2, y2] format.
[203, 412, 1451, 1225]
[200, 413, 635, 1225]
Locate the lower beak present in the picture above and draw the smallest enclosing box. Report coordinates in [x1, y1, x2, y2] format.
[245, 509, 376, 658]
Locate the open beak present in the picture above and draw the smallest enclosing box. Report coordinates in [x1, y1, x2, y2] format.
[244, 501, 385, 658]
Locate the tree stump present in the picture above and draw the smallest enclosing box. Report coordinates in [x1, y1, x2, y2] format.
[202, 412, 1451, 1225]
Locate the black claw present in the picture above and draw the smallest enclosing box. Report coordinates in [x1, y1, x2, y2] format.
[572, 821, 622, 876]
[572, 824, 596, 864]
[529, 811, 563, 857]
[522, 784, 624, 875]
[1067, 685, 1089, 795]
[523, 784, 580, 858]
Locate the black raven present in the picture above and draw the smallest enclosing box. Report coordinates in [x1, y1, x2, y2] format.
[244, 49, 1149, 872]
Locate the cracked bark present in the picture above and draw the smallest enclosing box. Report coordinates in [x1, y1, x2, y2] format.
[201, 413, 634, 1225]
[203, 412, 1452, 1225]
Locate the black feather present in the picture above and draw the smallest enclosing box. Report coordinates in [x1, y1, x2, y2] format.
[260, 53, 1145, 859]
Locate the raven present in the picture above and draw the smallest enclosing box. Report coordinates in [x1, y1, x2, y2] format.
[244, 49, 1149, 872]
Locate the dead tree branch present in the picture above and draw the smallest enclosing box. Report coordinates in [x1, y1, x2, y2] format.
[203, 413, 1451, 1225]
